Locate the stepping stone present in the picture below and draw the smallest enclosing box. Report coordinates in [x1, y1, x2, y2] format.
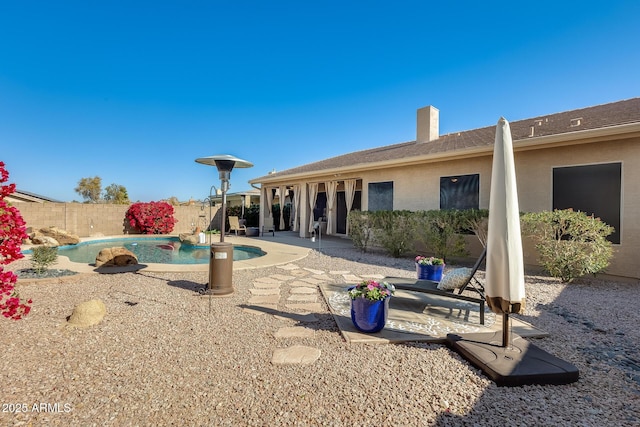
[255, 277, 281, 284]
[330, 270, 350, 275]
[285, 303, 324, 312]
[243, 304, 278, 315]
[310, 274, 334, 282]
[300, 277, 326, 285]
[274, 313, 319, 323]
[289, 280, 314, 287]
[289, 287, 317, 294]
[249, 288, 280, 295]
[343, 274, 362, 283]
[253, 282, 282, 289]
[287, 269, 310, 277]
[271, 274, 297, 281]
[249, 295, 281, 304]
[362, 274, 385, 279]
[273, 326, 315, 339]
[303, 268, 325, 275]
[287, 294, 317, 302]
[271, 345, 321, 365]
[277, 264, 300, 270]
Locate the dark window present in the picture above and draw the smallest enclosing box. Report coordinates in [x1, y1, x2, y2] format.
[368, 181, 393, 211]
[440, 174, 479, 210]
[553, 163, 621, 244]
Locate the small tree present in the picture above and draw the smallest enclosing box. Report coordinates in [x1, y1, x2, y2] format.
[126, 201, 177, 234]
[0, 162, 32, 320]
[75, 176, 102, 203]
[103, 183, 130, 204]
[31, 246, 59, 274]
[521, 209, 614, 282]
[348, 210, 374, 253]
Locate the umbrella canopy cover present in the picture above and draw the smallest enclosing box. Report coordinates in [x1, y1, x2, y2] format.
[485, 118, 526, 315]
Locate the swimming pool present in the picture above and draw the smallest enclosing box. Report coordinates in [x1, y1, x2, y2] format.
[29, 237, 265, 265]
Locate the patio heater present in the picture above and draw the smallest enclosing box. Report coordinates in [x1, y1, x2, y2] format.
[195, 155, 253, 296]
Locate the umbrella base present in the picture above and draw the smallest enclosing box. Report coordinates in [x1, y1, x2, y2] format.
[446, 331, 579, 387]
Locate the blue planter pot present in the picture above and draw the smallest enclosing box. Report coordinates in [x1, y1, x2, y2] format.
[416, 263, 445, 281]
[350, 296, 390, 333]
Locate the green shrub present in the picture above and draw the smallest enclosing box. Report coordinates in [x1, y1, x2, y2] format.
[462, 209, 489, 248]
[521, 209, 614, 282]
[348, 210, 374, 252]
[31, 246, 58, 274]
[414, 210, 468, 262]
[370, 210, 415, 258]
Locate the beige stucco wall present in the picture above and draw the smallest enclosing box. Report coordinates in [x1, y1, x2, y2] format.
[15, 203, 220, 237]
[260, 134, 640, 279]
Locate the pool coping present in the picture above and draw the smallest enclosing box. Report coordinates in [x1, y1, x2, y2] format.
[22, 234, 311, 274]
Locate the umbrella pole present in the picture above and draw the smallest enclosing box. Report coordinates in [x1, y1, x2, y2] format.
[502, 313, 510, 347]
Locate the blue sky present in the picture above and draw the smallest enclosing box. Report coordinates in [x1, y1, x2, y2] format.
[1, 1, 639, 202]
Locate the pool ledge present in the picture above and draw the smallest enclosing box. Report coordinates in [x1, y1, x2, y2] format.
[23, 235, 311, 274]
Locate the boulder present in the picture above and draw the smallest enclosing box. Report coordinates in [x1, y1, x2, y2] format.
[95, 247, 138, 267]
[39, 226, 80, 245]
[31, 234, 60, 246]
[179, 233, 199, 245]
[68, 299, 106, 328]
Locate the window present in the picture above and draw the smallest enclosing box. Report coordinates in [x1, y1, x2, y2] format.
[553, 163, 621, 244]
[368, 181, 393, 211]
[440, 174, 479, 210]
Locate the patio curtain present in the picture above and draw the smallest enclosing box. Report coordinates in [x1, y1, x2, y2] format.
[344, 179, 356, 235]
[278, 185, 287, 230]
[325, 180, 337, 235]
[292, 185, 301, 232]
[308, 183, 318, 233]
[264, 187, 273, 217]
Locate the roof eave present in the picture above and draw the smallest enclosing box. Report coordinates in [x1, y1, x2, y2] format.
[250, 122, 640, 185]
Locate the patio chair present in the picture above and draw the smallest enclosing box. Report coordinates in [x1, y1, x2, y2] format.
[228, 216, 246, 236]
[384, 248, 487, 324]
[262, 216, 275, 236]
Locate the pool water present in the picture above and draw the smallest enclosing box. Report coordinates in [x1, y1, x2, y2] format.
[34, 237, 265, 265]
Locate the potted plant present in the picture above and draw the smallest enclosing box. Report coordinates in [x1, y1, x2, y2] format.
[348, 279, 395, 333]
[415, 256, 445, 281]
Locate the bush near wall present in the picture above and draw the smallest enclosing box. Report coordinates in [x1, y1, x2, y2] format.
[125, 202, 177, 234]
[521, 209, 614, 282]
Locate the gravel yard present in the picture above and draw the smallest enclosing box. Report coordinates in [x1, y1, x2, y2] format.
[2, 247, 639, 426]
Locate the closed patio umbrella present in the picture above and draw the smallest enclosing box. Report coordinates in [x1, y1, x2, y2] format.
[486, 117, 525, 347]
[447, 118, 579, 386]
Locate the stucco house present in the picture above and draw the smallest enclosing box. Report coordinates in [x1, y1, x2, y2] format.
[249, 98, 640, 279]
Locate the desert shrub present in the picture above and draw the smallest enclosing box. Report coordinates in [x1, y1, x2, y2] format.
[521, 209, 614, 282]
[462, 209, 489, 248]
[348, 210, 374, 252]
[126, 201, 177, 234]
[370, 210, 415, 258]
[31, 246, 58, 274]
[414, 209, 469, 262]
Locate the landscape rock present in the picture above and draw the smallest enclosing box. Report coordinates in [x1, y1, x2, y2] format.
[95, 247, 138, 267]
[31, 234, 60, 246]
[67, 299, 107, 327]
[179, 233, 199, 245]
[38, 226, 80, 245]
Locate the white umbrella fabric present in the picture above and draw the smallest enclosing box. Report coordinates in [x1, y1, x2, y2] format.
[485, 117, 526, 347]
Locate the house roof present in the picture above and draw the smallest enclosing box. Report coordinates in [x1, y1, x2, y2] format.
[250, 97, 640, 183]
[8, 189, 63, 203]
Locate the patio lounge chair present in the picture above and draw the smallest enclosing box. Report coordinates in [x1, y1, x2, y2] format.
[228, 216, 246, 236]
[384, 248, 487, 324]
[262, 216, 275, 236]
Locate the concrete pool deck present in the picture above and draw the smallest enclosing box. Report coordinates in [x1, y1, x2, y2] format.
[38, 231, 355, 274]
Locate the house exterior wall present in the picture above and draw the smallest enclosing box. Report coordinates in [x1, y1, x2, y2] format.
[259, 134, 640, 279]
[15, 203, 217, 237]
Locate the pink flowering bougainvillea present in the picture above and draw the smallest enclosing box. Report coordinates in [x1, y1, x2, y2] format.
[0, 161, 32, 320]
[125, 201, 177, 234]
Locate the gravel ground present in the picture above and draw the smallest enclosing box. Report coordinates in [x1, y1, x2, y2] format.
[2, 247, 639, 426]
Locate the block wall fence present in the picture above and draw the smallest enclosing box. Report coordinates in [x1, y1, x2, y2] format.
[16, 203, 222, 237]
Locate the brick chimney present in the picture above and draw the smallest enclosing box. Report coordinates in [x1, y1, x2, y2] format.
[416, 105, 439, 143]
